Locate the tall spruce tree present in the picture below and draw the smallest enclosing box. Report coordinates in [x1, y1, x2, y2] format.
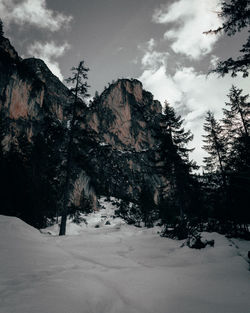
[223, 85, 249, 137]
[202, 111, 230, 223]
[160, 101, 196, 219]
[202, 111, 227, 187]
[205, 0, 250, 77]
[222, 86, 249, 170]
[162, 101, 194, 163]
[221, 86, 250, 227]
[59, 60, 90, 236]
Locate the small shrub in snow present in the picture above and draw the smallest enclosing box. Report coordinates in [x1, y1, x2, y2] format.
[161, 217, 208, 241]
[105, 221, 111, 225]
[72, 213, 87, 225]
[45, 217, 58, 227]
[186, 234, 206, 249]
[69, 204, 93, 225]
[183, 234, 215, 249]
[161, 218, 190, 240]
[115, 201, 142, 227]
[206, 219, 250, 240]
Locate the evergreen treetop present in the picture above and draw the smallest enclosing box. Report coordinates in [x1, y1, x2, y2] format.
[59, 60, 90, 236]
[221, 86, 250, 172]
[205, 0, 250, 77]
[162, 101, 194, 163]
[65, 60, 90, 101]
[223, 85, 249, 137]
[202, 111, 227, 188]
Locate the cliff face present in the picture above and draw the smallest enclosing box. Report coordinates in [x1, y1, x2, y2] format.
[83, 79, 171, 204]
[0, 36, 89, 225]
[87, 80, 162, 151]
[0, 36, 73, 151]
[0, 36, 172, 223]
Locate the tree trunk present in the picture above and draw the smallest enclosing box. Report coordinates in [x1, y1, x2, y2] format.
[211, 126, 227, 190]
[59, 72, 80, 236]
[59, 212, 67, 235]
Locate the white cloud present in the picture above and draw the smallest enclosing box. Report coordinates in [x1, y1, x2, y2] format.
[137, 1, 249, 167]
[28, 41, 70, 80]
[153, 0, 221, 59]
[210, 54, 220, 69]
[139, 64, 250, 166]
[147, 38, 156, 51]
[138, 38, 169, 70]
[139, 66, 182, 104]
[0, 0, 72, 31]
[141, 51, 169, 70]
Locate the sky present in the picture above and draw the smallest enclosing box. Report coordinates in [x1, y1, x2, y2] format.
[0, 0, 249, 167]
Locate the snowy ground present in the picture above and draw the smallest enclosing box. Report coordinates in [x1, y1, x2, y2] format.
[0, 197, 250, 313]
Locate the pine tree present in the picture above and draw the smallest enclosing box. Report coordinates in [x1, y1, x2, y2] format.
[37, 118, 67, 223]
[223, 85, 249, 137]
[221, 86, 249, 170]
[221, 86, 250, 227]
[202, 111, 227, 188]
[159, 101, 197, 220]
[89, 90, 100, 107]
[59, 60, 90, 236]
[202, 111, 231, 224]
[205, 0, 250, 77]
[162, 101, 194, 163]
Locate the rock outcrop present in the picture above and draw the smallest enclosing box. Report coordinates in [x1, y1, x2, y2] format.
[0, 36, 86, 225]
[83, 80, 171, 203]
[0, 36, 74, 150]
[0, 35, 173, 224]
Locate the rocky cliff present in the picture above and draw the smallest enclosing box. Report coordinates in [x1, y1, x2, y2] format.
[0, 36, 173, 225]
[0, 36, 74, 150]
[0, 36, 79, 225]
[83, 79, 171, 203]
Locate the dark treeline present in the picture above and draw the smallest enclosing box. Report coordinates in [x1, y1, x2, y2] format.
[117, 87, 249, 239]
[201, 86, 250, 235]
[1, 79, 248, 237]
[0, 117, 66, 228]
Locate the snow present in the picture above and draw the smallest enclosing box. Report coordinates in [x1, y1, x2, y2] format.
[43, 197, 126, 235]
[99, 142, 109, 146]
[1, 200, 250, 313]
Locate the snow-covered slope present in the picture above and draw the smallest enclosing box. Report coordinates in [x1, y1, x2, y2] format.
[43, 197, 127, 235]
[1, 202, 250, 313]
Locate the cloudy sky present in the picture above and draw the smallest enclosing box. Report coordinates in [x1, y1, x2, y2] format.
[0, 0, 249, 166]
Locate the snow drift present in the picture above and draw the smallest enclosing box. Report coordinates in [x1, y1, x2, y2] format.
[0, 204, 250, 313]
